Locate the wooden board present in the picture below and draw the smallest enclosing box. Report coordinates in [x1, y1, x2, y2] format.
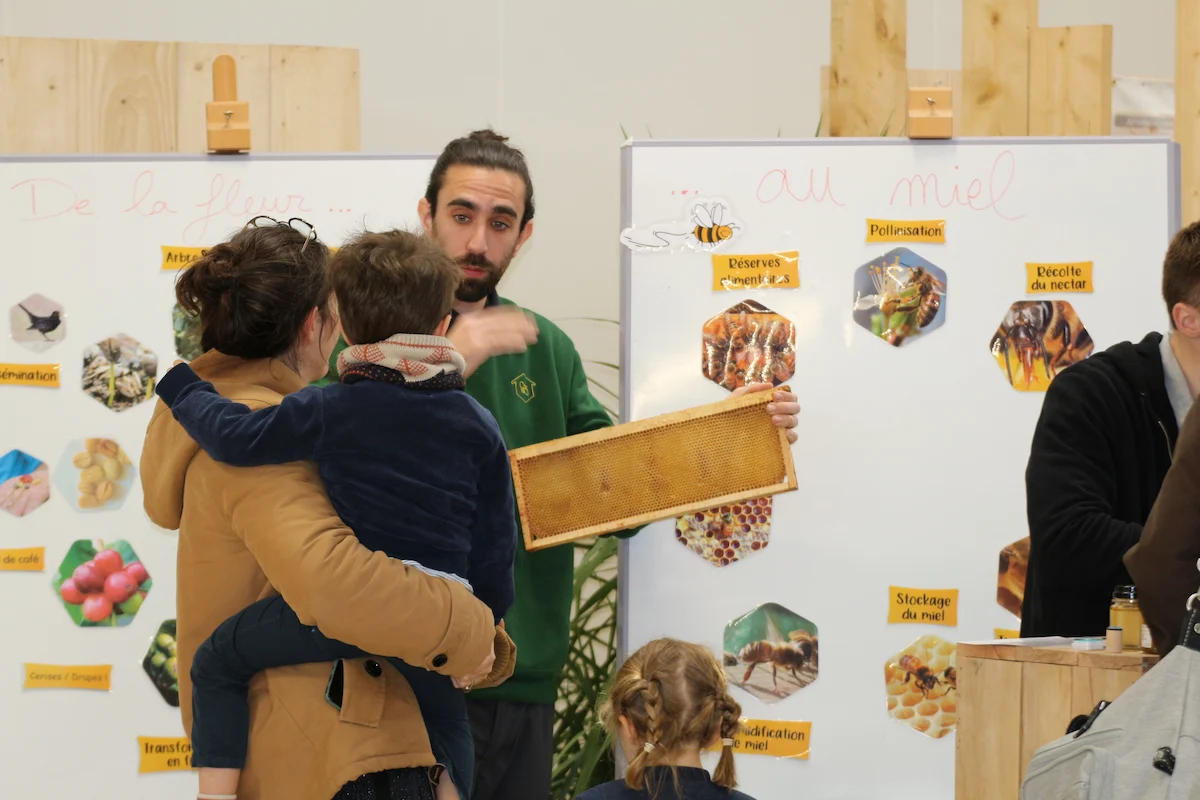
[962, 0, 1039, 136]
[0, 37, 79, 153]
[269, 45, 360, 152]
[829, 0, 907, 137]
[957, 643, 1157, 670]
[77, 39, 177, 153]
[1029, 25, 1113, 136]
[509, 386, 797, 550]
[1178, 0, 1200, 223]
[176, 43, 270, 153]
[957, 656, 1023, 800]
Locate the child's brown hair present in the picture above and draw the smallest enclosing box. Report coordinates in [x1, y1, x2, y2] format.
[600, 638, 742, 794]
[327, 228, 460, 344]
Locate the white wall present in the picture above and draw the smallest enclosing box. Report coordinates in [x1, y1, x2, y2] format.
[0, 0, 1178, 373]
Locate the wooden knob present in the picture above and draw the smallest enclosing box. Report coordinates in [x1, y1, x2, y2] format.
[213, 55, 237, 103]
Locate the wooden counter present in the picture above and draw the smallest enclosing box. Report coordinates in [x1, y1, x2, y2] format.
[955, 642, 1159, 800]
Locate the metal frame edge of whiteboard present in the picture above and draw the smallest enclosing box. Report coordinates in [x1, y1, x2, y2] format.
[0, 152, 441, 164]
[621, 136, 1177, 148]
[616, 142, 634, 671]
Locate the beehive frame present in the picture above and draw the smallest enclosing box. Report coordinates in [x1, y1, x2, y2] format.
[509, 387, 797, 551]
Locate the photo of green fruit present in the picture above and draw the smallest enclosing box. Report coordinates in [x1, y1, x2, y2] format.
[143, 620, 179, 706]
[51, 539, 152, 627]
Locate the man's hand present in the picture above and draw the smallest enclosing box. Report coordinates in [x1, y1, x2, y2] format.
[451, 638, 496, 691]
[731, 384, 800, 445]
[449, 306, 539, 379]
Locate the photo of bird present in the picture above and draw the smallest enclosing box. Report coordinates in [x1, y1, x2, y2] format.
[9, 293, 66, 352]
[18, 303, 62, 340]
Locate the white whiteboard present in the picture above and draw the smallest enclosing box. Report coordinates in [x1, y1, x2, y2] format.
[0, 153, 437, 800]
[617, 137, 1180, 800]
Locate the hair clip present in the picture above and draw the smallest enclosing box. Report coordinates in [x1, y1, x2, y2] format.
[643, 742, 655, 753]
[722, 738, 735, 747]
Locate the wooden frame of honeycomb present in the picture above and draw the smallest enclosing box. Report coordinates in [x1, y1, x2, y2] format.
[509, 386, 797, 551]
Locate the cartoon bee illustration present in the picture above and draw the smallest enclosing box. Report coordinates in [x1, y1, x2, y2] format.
[897, 654, 956, 698]
[853, 255, 946, 346]
[691, 202, 738, 246]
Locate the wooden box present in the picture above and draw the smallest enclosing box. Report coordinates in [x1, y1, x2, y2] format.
[908, 86, 954, 139]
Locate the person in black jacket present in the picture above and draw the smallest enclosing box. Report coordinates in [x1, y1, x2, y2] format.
[1021, 220, 1200, 638]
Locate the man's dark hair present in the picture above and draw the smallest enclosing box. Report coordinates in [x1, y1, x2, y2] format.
[425, 129, 535, 230]
[328, 229, 459, 343]
[1163, 220, 1200, 327]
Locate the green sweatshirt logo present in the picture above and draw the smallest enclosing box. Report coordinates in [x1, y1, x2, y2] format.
[511, 373, 536, 403]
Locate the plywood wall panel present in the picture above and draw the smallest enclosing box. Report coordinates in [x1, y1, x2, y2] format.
[830, 0, 907, 137]
[1029, 25, 1112, 136]
[0, 37, 80, 153]
[269, 45, 360, 152]
[962, 0, 1039, 136]
[77, 39, 177, 153]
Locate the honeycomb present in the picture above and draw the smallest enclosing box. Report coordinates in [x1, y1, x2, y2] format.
[675, 497, 772, 567]
[997, 536, 1030, 617]
[511, 393, 794, 549]
[701, 300, 796, 391]
[884, 634, 957, 739]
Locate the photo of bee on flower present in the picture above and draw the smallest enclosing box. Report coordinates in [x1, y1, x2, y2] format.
[81, 334, 158, 412]
[51, 538, 152, 628]
[723, 602, 819, 704]
[989, 300, 1093, 392]
[852, 248, 947, 347]
[143, 619, 179, 706]
[53, 437, 136, 512]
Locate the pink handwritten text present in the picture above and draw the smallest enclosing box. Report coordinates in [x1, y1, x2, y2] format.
[756, 167, 845, 206]
[888, 150, 1023, 220]
[124, 170, 177, 217]
[182, 174, 313, 244]
[10, 178, 92, 221]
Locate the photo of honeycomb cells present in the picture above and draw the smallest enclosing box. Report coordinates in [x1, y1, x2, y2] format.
[675, 497, 771, 567]
[997, 537, 1030, 617]
[723, 602, 818, 704]
[885, 635, 957, 739]
[701, 300, 795, 391]
[852, 248, 947, 347]
[990, 301, 1094, 392]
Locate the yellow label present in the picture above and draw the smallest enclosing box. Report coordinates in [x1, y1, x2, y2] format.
[0, 364, 59, 387]
[866, 219, 946, 243]
[160, 246, 207, 271]
[0, 547, 44, 571]
[24, 663, 111, 690]
[707, 718, 810, 759]
[1026, 261, 1093, 293]
[888, 586, 959, 626]
[995, 628, 1021, 640]
[137, 737, 196, 773]
[711, 251, 799, 291]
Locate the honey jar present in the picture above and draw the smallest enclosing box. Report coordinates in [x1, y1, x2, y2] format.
[1109, 585, 1143, 649]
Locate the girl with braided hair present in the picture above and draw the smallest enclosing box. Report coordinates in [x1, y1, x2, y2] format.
[579, 638, 755, 800]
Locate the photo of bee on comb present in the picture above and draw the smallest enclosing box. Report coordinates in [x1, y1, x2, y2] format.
[852, 247, 947, 347]
[723, 602, 819, 704]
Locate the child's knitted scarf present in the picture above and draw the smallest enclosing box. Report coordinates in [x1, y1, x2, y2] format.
[336, 334, 466, 391]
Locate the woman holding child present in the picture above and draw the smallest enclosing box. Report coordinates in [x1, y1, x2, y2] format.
[141, 218, 512, 800]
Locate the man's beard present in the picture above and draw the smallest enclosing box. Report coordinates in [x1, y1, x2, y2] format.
[455, 251, 510, 303]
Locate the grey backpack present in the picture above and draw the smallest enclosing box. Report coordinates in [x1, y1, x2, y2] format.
[1020, 603, 1200, 799]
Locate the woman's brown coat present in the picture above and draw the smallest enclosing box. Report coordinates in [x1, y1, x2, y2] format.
[141, 352, 515, 799]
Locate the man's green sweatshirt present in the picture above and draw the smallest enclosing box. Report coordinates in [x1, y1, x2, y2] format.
[322, 295, 636, 706]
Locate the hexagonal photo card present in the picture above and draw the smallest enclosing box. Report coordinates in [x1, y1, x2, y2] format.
[885, 634, 957, 739]
[853, 247, 947, 347]
[998, 537, 1031, 618]
[701, 300, 796, 392]
[989, 301, 1094, 392]
[51, 539, 152, 627]
[0, 449, 50, 517]
[143, 619, 180, 706]
[675, 497, 772, 567]
[9, 293, 66, 352]
[82, 334, 158, 412]
[54, 438, 136, 512]
[172, 304, 203, 362]
[723, 602, 818, 704]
